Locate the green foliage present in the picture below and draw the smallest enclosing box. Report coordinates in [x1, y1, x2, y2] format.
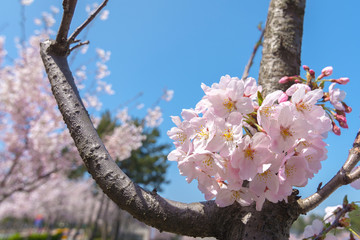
[118, 127, 170, 192]
[6, 233, 22, 240]
[2, 233, 62, 240]
[68, 111, 170, 191]
[349, 207, 360, 235]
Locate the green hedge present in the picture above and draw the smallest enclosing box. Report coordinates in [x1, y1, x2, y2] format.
[1, 232, 62, 240]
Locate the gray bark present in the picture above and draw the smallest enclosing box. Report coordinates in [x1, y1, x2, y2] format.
[40, 0, 309, 239]
[258, 0, 306, 96]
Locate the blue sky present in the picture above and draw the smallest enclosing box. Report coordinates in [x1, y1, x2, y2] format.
[1, 0, 359, 214]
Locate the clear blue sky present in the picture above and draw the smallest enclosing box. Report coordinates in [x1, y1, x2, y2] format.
[1, 0, 359, 214]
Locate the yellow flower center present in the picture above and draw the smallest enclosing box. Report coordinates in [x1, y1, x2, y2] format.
[223, 128, 234, 142]
[258, 170, 270, 183]
[231, 190, 242, 201]
[223, 98, 235, 112]
[202, 156, 214, 168]
[197, 126, 209, 140]
[260, 106, 275, 117]
[285, 165, 295, 178]
[280, 126, 293, 140]
[176, 133, 187, 144]
[244, 144, 255, 160]
[296, 101, 312, 113]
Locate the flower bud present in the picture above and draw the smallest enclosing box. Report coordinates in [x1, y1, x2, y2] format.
[332, 122, 341, 136]
[335, 114, 348, 129]
[334, 114, 346, 122]
[309, 69, 315, 77]
[279, 76, 291, 84]
[342, 102, 352, 113]
[317, 66, 333, 80]
[332, 77, 349, 85]
[303, 65, 309, 71]
[339, 121, 348, 129]
[321, 66, 333, 77]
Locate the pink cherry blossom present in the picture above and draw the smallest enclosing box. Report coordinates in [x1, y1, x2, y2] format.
[266, 105, 310, 154]
[303, 219, 323, 238]
[231, 132, 272, 181]
[215, 187, 253, 208]
[329, 83, 346, 111]
[145, 106, 163, 127]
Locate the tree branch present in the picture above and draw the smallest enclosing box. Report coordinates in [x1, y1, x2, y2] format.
[0, 169, 56, 203]
[348, 166, 360, 181]
[314, 204, 353, 240]
[298, 129, 360, 213]
[242, 28, 265, 80]
[68, 0, 109, 43]
[40, 38, 222, 237]
[54, 0, 78, 55]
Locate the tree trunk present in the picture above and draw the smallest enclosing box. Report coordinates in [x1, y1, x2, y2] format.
[258, 0, 306, 96]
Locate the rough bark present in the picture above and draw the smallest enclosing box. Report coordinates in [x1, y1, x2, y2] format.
[39, 0, 309, 239]
[258, 0, 306, 96]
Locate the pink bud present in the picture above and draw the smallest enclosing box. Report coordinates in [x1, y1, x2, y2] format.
[321, 66, 333, 77]
[303, 65, 309, 71]
[279, 76, 290, 84]
[332, 77, 350, 85]
[332, 122, 341, 136]
[335, 114, 346, 122]
[335, 114, 348, 129]
[278, 93, 288, 103]
[342, 102, 352, 113]
[339, 121, 349, 129]
[309, 69, 315, 77]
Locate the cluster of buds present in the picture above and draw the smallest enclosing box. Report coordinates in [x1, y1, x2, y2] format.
[280, 65, 351, 136]
[167, 66, 351, 211]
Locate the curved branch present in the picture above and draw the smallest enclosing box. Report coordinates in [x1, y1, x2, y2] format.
[242, 28, 265, 80]
[298, 129, 360, 213]
[258, 0, 306, 96]
[68, 0, 109, 43]
[40, 39, 222, 237]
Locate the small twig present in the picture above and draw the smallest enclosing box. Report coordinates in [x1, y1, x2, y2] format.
[70, 40, 90, 53]
[19, 2, 26, 49]
[68, 0, 109, 44]
[314, 204, 352, 240]
[241, 28, 265, 80]
[0, 168, 57, 203]
[316, 182, 322, 191]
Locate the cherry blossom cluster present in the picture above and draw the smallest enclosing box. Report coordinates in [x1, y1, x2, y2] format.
[168, 66, 351, 210]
